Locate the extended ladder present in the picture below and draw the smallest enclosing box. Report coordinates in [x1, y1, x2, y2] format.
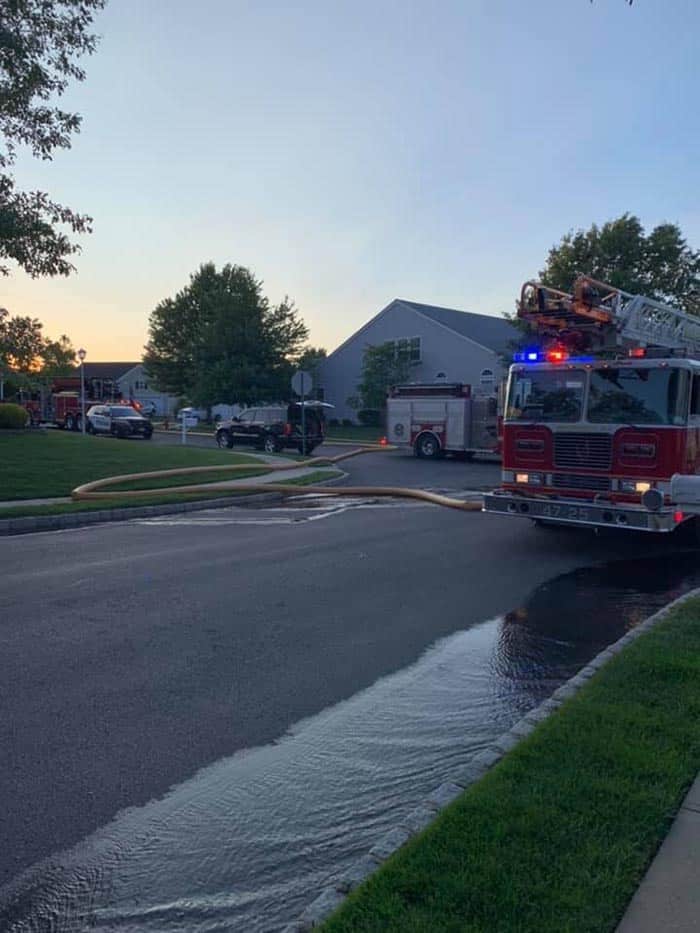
[518, 276, 700, 355]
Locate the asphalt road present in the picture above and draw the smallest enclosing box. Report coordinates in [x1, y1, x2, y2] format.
[151, 428, 503, 490]
[0, 455, 669, 889]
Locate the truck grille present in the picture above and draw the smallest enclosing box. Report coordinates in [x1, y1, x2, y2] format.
[552, 473, 612, 492]
[554, 433, 612, 470]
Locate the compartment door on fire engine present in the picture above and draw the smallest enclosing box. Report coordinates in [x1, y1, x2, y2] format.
[387, 400, 411, 444]
[446, 399, 467, 449]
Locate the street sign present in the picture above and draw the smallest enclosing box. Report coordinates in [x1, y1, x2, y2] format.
[291, 369, 313, 398]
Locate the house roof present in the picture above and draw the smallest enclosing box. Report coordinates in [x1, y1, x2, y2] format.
[326, 298, 519, 360]
[397, 300, 519, 354]
[75, 362, 140, 380]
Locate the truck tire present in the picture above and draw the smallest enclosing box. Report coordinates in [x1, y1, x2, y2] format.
[415, 432, 441, 459]
[65, 413, 76, 431]
[263, 433, 282, 454]
[216, 430, 234, 449]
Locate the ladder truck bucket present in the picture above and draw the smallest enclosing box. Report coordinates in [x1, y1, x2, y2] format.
[517, 275, 700, 358]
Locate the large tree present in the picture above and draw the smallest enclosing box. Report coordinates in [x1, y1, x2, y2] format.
[0, 0, 106, 277]
[144, 263, 309, 408]
[539, 214, 700, 312]
[0, 306, 75, 397]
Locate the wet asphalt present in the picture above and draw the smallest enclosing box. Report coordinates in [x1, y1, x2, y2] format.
[0, 447, 673, 889]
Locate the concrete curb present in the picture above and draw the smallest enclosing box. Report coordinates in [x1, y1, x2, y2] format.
[283, 587, 700, 931]
[0, 471, 348, 536]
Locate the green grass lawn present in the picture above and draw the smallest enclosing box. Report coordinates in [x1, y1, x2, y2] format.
[0, 430, 262, 500]
[323, 598, 700, 933]
[0, 470, 342, 518]
[326, 425, 384, 442]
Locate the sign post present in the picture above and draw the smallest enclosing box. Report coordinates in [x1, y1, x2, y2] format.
[291, 369, 313, 457]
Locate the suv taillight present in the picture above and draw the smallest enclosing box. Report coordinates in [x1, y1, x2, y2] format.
[284, 422, 292, 436]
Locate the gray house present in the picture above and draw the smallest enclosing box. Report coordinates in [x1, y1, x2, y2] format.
[318, 299, 519, 422]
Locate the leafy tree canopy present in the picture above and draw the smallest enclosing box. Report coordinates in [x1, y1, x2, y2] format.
[143, 263, 310, 409]
[0, 0, 106, 277]
[539, 214, 700, 312]
[0, 306, 75, 390]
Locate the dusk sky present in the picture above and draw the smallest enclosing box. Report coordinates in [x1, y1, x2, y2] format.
[3, 0, 699, 360]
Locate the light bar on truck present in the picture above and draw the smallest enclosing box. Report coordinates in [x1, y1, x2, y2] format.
[513, 347, 570, 364]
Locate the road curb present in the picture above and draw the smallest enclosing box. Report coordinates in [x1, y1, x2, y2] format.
[0, 472, 348, 536]
[283, 587, 700, 931]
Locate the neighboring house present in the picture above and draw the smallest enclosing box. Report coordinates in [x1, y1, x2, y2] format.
[116, 363, 178, 416]
[318, 299, 520, 422]
[74, 362, 178, 416]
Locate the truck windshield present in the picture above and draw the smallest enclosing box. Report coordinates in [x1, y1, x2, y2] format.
[587, 367, 689, 425]
[506, 369, 584, 423]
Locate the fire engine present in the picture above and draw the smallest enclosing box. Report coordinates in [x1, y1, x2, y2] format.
[483, 275, 700, 535]
[386, 382, 499, 459]
[21, 377, 141, 430]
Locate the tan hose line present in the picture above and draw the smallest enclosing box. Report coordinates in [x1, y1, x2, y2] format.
[71, 445, 483, 513]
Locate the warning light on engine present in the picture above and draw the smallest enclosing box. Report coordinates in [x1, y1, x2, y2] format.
[545, 348, 568, 363]
[629, 347, 646, 358]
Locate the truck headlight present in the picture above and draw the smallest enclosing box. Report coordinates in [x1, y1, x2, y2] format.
[619, 480, 652, 493]
[515, 472, 543, 485]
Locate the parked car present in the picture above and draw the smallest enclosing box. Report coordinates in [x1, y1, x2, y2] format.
[215, 403, 328, 455]
[86, 404, 153, 439]
[135, 400, 157, 417]
[177, 407, 200, 427]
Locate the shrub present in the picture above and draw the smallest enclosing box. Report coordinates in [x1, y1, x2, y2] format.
[0, 403, 29, 429]
[328, 418, 339, 427]
[357, 408, 381, 427]
[341, 418, 354, 427]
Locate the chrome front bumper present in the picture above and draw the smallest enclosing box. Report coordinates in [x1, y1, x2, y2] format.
[483, 490, 678, 533]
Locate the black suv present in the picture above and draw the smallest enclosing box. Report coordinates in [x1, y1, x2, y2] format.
[215, 404, 325, 455]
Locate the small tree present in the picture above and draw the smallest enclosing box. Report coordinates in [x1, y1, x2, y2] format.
[296, 346, 327, 397]
[350, 343, 412, 421]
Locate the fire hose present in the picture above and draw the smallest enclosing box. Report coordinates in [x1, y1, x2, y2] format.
[71, 446, 483, 513]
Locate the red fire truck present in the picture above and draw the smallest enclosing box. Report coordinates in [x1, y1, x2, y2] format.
[483, 275, 700, 535]
[21, 377, 140, 430]
[386, 382, 499, 459]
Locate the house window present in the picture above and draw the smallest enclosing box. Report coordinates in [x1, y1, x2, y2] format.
[387, 337, 421, 364]
[134, 379, 149, 390]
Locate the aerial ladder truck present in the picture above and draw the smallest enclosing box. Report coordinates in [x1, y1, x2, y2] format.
[483, 275, 700, 534]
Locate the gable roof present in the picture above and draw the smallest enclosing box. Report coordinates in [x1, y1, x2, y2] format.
[397, 300, 519, 354]
[76, 362, 140, 380]
[326, 298, 519, 360]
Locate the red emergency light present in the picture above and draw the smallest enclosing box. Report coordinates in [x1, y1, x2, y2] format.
[628, 347, 646, 359]
[545, 347, 568, 363]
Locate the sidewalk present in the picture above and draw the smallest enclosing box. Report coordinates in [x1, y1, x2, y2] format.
[617, 773, 700, 932]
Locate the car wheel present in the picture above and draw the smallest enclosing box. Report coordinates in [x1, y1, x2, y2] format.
[86, 419, 94, 434]
[144, 428, 153, 440]
[263, 434, 280, 454]
[415, 432, 441, 459]
[217, 430, 233, 449]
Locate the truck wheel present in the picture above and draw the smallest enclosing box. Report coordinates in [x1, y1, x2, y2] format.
[216, 430, 233, 449]
[263, 434, 282, 454]
[65, 413, 75, 431]
[415, 432, 441, 459]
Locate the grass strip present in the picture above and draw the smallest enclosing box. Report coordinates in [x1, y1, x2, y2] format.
[0, 471, 342, 518]
[323, 598, 700, 933]
[0, 432, 260, 499]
